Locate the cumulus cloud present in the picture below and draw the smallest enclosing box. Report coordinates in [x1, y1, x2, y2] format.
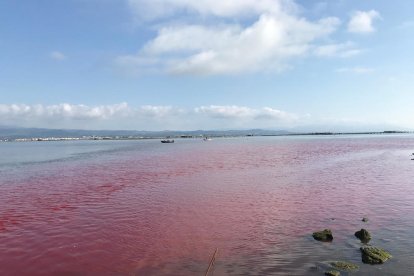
[347, 10, 381, 34]
[195, 105, 255, 119]
[137, 105, 184, 117]
[195, 105, 298, 122]
[116, 0, 347, 75]
[127, 0, 299, 20]
[0, 103, 189, 126]
[50, 51, 67, 61]
[0, 103, 300, 129]
[0, 103, 132, 121]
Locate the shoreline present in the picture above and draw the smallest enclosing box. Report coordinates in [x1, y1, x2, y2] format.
[1, 130, 412, 143]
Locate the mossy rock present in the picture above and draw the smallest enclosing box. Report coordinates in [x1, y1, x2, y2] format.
[355, 228, 371, 242]
[360, 246, 392, 264]
[312, 229, 333, 242]
[325, 270, 340, 276]
[329, 261, 359, 272]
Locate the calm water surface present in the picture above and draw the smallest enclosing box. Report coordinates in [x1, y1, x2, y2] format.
[1, 135, 414, 275]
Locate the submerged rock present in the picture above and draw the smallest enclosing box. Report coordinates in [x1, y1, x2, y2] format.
[362, 217, 368, 222]
[325, 270, 340, 276]
[360, 246, 392, 264]
[312, 229, 333, 242]
[329, 261, 359, 272]
[355, 228, 371, 242]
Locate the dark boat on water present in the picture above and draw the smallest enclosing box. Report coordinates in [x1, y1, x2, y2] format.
[161, 139, 174, 143]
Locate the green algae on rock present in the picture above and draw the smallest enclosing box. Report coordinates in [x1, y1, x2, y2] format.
[325, 270, 340, 276]
[360, 246, 392, 264]
[329, 261, 359, 272]
[312, 229, 333, 242]
[355, 228, 371, 242]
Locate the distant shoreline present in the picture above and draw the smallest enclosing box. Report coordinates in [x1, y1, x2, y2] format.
[1, 130, 412, 143]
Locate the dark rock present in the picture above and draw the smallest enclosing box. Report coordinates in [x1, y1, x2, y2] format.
[360, 246, 392, 264]
[362, 217, 368, 222]
[312, 229, 333, 242]
[329, 261, 359, 272]
[355, 228, 371, 242]
[325, 270, 340, 276]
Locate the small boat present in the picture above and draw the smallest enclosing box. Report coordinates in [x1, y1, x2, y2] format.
[203, 137, 212, 141]
[161, 139, 174, 143]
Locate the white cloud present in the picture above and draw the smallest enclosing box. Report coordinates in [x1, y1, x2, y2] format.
[195, 105, 255, 118]
[336, 66, 375, 74]
[195, 105, 298, 122]
[138, 105, 184, 117]
[50, 51, 67, 61]
[116, 10, 341, 75]
[0, 103, 131, 121]
[0, 103, 300, 129]
[258, 107, 298, 121]
[314, 42, 362, 58]
[127, 0, 299, 20]
[347, 10, 381, 34]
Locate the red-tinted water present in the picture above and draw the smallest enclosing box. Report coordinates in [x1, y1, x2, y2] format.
[1, 136, 414, 275]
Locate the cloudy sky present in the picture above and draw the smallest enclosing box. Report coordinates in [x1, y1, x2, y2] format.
[1, 0, 413, 131]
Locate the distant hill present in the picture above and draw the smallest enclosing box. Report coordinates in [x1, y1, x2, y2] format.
[0, 127, 292, 139]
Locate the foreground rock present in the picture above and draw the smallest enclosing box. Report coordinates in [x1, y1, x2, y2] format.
[325, 270, 340, 276]
[360, 246, 392, 264]
[329, 261, 359, 272]
[312, 229, 333, 242]
[355, 228, 371, 242]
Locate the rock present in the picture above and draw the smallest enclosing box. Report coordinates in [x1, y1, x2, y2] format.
[355, 228, 371, 242]
[329, 261, 359, 272]
[362, 217, 368, 222]
[312, 229, 333, 242]
[325, 270, 340, 276]
[360, 246, 392, 264]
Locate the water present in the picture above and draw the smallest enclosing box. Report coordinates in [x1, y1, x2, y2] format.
[0, 135, 414, 275]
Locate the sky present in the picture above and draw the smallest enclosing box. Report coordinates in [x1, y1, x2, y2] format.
[0, 0, 413, 131]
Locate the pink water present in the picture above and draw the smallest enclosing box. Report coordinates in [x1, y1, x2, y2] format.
[1, 136, 414, 275]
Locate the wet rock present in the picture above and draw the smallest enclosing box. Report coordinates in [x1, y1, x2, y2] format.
[325, 270, 340, 276]
[355, 228, 371, 242]
[329, 261, 359, 272]
[312, 229, 333, 242]
[362, 217, 368, 222]
[360, 246, 392, 264]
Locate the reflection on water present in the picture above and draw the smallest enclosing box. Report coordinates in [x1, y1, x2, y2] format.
[1, 135, 414, 275]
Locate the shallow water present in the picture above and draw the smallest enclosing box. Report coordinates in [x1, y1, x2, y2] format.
[1, 135, 414, 275]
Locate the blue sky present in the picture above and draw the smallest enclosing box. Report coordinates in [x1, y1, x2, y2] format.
[0, 0, 413, 131]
